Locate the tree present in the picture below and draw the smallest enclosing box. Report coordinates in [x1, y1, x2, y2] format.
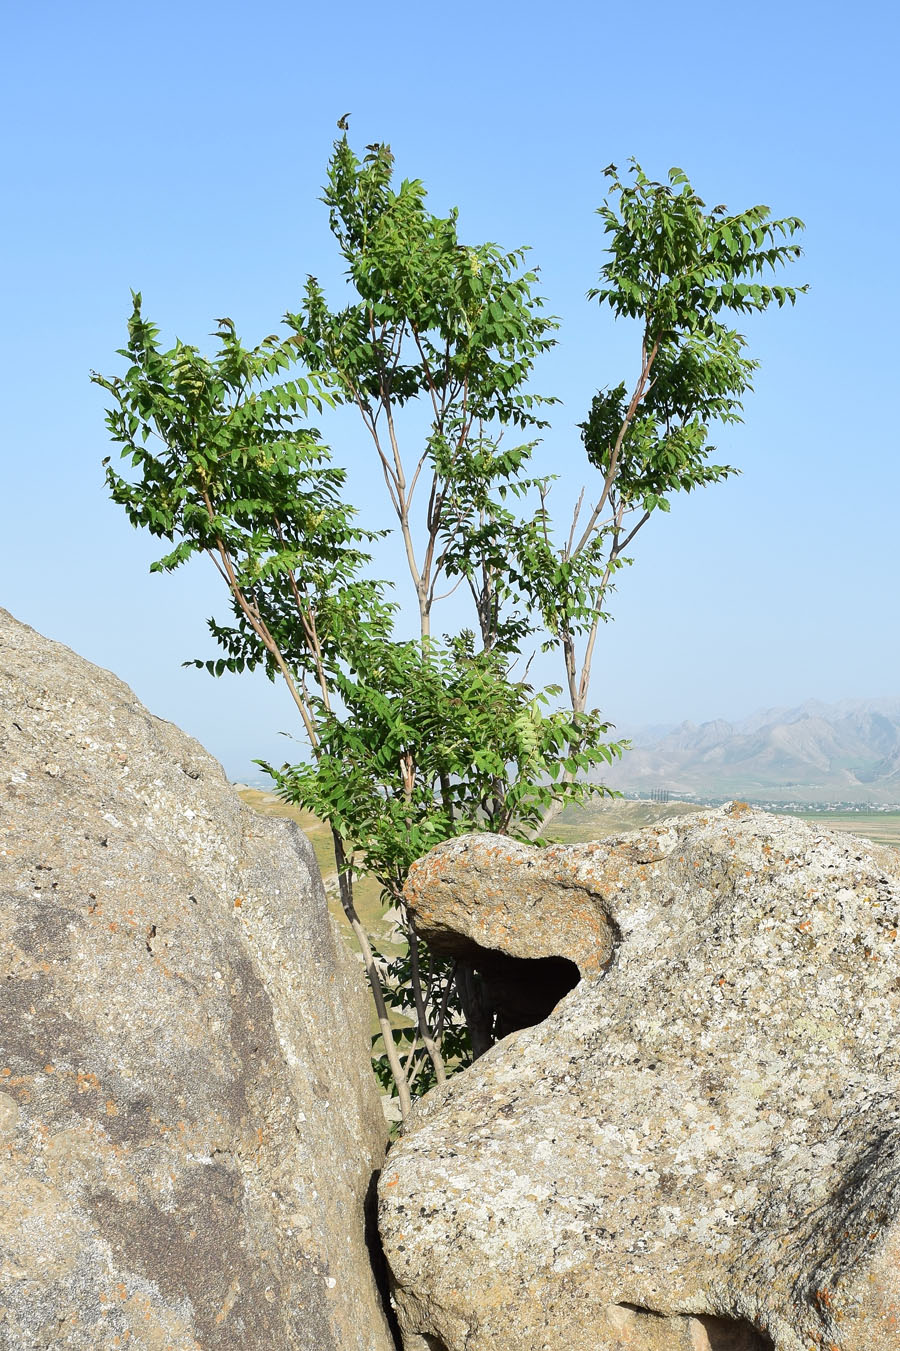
[93, 293, 614, 1119]
[526, 161, 805, 729]
[94, 133, 804, 1117]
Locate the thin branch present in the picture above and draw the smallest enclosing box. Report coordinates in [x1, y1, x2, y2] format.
[354, 390, 402, 516]
[405, 906, 447, 1085]
[614, 508, 652, 558]
[572, 498, 628, 712]
[411, 324, 444, 426]
[271, 517, 334, 715]
[198, 496, 319, 751]
[572, 337, 659, 557]
[538, 480, 552, 547]
[429, 572, 466, 606]
[402, 1031, 421, 1078]
[565, 487, 585, 560]
[435, 962, 457, 1045]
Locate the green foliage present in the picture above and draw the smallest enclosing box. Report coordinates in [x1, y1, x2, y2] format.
[592, 161, 804, 328]
[296, 137, 558, 428]
[510, 162, 805, 706]
[94, 298, 392, 690]
[95, 133, 804, 1117]
[582, 159, 805, 519]
[267, 635, 615, 891]
[370, 943, 468, 1099]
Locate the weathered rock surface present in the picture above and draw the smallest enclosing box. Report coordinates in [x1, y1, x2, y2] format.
[405, 833, 605, 1049]
[0, 610, 394, 1350]
[405, 831, 617, 975]
[381, 808, 900, 1350]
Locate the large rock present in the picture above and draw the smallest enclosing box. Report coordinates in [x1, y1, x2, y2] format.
[405, 832, 617, 976]
[0, 610, 395, 1350]
[380, 808, 900, 1350]
[405, 832, 619, 1052]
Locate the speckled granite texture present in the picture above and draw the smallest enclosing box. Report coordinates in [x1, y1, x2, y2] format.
[0, 609, 394, 1350]
[405, 830, 618, 974]
[380, 812, 900, 1350]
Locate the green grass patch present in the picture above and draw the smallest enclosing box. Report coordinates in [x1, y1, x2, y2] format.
[783, 810, 900, 851]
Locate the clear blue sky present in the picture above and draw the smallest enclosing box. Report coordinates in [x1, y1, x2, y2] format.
[2, 0, 897, 780]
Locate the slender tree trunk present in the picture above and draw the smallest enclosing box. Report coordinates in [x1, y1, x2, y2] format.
[331, 830, 412, 1121]
[405, 907, 447, 1085]
[455, 960, 494, 1059]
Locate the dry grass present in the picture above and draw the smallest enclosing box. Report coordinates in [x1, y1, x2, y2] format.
[788, 811, 900, 851]
[545, 796, 705, 845]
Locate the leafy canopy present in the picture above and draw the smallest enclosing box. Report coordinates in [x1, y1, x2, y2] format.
[94, 135, 805, 1110]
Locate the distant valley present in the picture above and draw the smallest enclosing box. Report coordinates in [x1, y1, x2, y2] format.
[598, 697, 900, 806]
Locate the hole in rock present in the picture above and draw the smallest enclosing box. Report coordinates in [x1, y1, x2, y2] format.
[692, 1315, 773, 1351]
[365, 1170, 404, 1350]
[616, 1306, 772, 1351]
[457, 951, 581, 1056]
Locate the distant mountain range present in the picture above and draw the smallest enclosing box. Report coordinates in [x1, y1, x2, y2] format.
[599, 698, 900, 805]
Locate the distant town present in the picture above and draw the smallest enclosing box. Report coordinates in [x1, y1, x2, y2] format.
[624, 791, 900, 814]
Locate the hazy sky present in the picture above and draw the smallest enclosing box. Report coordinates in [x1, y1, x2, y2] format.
[2, 0, 897, 781]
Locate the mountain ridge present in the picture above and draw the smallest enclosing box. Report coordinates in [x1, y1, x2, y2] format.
[602, 696, 900, 804]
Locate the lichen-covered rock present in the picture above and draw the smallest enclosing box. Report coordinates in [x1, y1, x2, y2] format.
[405, 831, 633, 1053]
[404, 832, 618, 975]
[0, 610, 394, 1350]
[380, 809, 900, 1350]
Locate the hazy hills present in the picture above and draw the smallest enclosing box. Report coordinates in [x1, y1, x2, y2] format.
[600, 698, 900, 804]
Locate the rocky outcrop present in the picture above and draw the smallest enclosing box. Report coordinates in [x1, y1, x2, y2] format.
[405, 832, 618, 976]
[405, 832, 616, 1052]
[381, 807, 900, 1350]
[0, 610, 395, 1350]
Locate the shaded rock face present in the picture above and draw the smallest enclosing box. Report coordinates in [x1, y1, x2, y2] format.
[381, 809, 900, 1350]
[0, 610, 394, 1351]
